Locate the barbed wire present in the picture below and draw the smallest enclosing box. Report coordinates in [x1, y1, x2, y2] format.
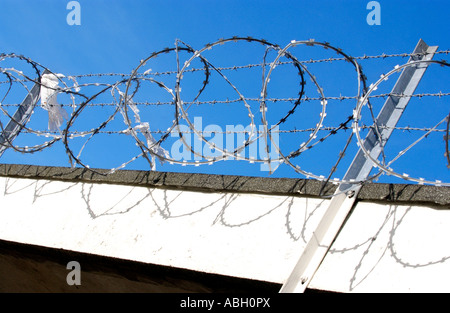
[0, 37, 448, 189]
[3, 49, 448, 84]
[1, 91, 449, 108]
[2, 124, 446, 136]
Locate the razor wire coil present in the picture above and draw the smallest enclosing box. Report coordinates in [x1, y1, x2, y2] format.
[0, 37, 448, 189]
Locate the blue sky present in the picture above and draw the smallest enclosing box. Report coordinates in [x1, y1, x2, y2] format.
[0, 0, 449, 186]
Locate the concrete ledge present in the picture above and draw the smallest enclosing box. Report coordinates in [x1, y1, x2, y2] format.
[0, 239, 280, 293]
[0, 163, 448, 206]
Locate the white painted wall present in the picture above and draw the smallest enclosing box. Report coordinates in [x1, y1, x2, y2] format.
[310, 201, 450, 293]
[0, 175, 449, 292]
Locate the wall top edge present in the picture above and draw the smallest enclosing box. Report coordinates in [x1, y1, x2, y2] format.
[0, 163, 448, 206]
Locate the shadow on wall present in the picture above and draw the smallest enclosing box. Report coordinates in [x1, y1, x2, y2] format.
[3, 176, 450, 291]
[326, 184, 450, 291]
[2, 175, 327, 244]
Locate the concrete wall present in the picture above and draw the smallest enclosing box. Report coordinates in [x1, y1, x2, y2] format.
[0, 164, 449, 292]
[310, 201, 450, 292]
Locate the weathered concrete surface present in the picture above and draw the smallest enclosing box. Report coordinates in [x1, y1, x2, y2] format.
[1, 163, 448, 206]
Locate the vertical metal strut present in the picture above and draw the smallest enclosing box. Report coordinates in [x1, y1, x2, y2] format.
[280, 39, 438, 293]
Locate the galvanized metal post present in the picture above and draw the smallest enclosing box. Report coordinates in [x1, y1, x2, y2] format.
[280, 39, 438, 293]
[0, 70, 48, 157]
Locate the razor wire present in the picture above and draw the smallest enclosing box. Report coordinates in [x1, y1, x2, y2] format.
[0, 37, 449, 189]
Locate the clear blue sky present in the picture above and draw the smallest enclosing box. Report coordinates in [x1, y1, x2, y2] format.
[0, 0, 449, 186]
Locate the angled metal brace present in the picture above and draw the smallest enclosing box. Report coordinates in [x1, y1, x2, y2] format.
[280, 39, 438, 293]
[0, 69, 48, 157]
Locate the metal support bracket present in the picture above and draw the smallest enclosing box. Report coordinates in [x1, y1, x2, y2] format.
[0, 69, 48, 157]
[280, 39, 438, 293]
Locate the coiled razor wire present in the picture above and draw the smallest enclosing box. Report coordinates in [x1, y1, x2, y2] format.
[0, 37, 448, 188]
